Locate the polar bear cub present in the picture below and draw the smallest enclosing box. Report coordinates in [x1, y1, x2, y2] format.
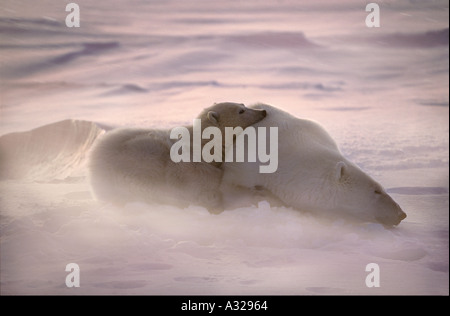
[88, 102, 266, 211]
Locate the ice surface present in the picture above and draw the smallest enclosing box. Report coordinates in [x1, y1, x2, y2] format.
[0, 0, 448, 295]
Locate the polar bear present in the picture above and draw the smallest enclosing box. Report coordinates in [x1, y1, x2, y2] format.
[88, 102, 266, 210]
[220, 104, 407, 226]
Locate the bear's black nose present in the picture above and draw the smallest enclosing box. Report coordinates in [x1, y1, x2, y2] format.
[261, 110, 267, 117]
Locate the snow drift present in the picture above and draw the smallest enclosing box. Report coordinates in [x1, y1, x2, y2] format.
[0, 119, 105, 181]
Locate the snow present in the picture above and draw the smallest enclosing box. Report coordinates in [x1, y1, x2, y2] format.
[0, 0, 448, 295]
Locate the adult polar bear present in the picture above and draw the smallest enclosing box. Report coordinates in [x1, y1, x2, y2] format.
[221, 104, 407, 227]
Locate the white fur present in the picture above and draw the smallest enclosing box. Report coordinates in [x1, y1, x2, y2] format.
[88, 128, 223, 209]
[88, 102, 266, 211]
[221, 104, 406, 226]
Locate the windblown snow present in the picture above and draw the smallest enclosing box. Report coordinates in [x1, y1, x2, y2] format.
[0, 0, 448, 295]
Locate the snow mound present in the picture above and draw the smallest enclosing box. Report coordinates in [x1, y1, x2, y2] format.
[0, 120, 104, 181]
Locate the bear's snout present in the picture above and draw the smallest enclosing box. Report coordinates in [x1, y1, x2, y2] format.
[376, 204, 407, 227]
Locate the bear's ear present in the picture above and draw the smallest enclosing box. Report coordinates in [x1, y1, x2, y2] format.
[207, 111, 219, 124]
[335, 161, 346, 182]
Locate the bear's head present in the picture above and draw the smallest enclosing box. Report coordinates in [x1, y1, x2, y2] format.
[321, 158, 407, 226]
[199, 102, 267, 132]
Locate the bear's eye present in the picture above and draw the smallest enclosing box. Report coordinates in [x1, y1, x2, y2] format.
[239, 109, 245, 114]
[374, 189, 382, 195]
